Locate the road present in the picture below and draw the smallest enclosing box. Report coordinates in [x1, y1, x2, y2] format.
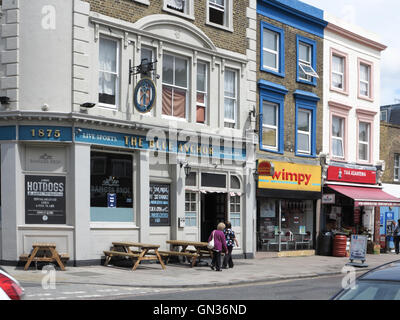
[20, 273, 353, 300]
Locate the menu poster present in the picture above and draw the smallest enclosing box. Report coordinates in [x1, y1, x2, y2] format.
[150, 183, 170, 226]
[25, 175, 66, 224]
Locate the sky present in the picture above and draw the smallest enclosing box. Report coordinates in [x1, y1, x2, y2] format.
[301, 0, 400, 106]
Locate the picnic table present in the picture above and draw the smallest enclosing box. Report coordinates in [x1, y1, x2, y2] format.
[103, 241, 166, 271]
[20, 243, 69, 271]
[159, 240, 213, 267]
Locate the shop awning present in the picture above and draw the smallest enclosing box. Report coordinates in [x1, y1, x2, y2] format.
[326, 184, 400, 207]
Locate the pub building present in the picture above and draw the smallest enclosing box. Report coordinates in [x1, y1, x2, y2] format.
[0, 0, 257, 265]
[256, 160, 322, 253]
[321, 165, 400, 242]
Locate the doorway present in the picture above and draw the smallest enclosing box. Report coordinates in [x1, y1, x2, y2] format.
[201, 193, 227, 242]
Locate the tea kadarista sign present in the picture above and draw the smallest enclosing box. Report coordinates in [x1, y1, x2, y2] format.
[327, 166, 376, 184]
[258, 161, 321, 192]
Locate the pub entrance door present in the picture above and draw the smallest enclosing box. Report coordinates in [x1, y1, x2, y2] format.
[201, 193, 227, 242]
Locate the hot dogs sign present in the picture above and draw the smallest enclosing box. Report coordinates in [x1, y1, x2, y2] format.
[257, 161, 321, 192]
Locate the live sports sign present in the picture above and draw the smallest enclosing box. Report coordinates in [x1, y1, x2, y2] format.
[327, 166, 376, 184]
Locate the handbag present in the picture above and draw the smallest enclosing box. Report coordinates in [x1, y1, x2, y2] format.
[208, 231, 215, 250]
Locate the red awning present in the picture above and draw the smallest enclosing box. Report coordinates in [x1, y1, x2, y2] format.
[326, 184, 400, 207]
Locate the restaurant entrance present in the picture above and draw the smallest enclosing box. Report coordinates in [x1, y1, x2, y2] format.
[201, 193, 227, 242]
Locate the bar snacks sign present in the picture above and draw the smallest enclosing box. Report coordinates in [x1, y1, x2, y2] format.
[258, 161, 321, 192]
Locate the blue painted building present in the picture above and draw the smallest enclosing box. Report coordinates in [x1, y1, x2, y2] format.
[254, 0, 327, 253]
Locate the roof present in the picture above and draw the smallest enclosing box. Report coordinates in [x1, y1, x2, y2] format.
[361, 261, 400, 282]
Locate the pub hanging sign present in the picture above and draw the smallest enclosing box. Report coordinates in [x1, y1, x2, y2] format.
[25, 175, 66, 224]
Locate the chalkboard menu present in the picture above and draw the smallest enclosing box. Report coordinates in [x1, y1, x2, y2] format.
[150, 183, 170, 226]
[25, 175, 66, 224]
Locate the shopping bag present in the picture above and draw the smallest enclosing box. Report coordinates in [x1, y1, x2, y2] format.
[208, 231, 215, 249]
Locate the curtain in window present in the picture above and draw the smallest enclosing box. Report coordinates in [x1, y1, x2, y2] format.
[99, 38, 117, 104]
[166, 0, 184, 10]
[173, 88, 186, 118]
[162, 86, 172, 116]
[224, 70, 235, 121]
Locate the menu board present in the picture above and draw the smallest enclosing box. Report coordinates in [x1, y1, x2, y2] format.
[150, 183, 170, 226]
[25, 175, 66, 224]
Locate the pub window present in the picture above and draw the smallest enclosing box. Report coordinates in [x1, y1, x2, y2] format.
[201, 173, 226, 188]
[230, 175, 240, 189]
[98, 37, 120, 108]
[185, 172, 197, 187]
[230, 195, 240, 227]
[140, 46, 156, 79]
[394, 154, 400, 181]
[90, 151, 133, 222]
[185, 192, 197, 227]
[196, 62, 208, 124]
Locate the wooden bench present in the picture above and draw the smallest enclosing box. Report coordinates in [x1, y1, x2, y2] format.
[103, 250, 140, 266]
[19, 253, 70, 262]
[157, 250, 199, 267]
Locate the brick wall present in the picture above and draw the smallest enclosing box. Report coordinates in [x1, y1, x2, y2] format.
[380, 122, 400, 183]
[84, 0, 247, 55]
[256, 14, 324, 159]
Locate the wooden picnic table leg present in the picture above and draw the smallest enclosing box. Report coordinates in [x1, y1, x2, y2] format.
[132, 249, 147, 271]
[191, 254, 198, 268]
[24, 247, 40, 271]
[49, 247, 65, 271]
[154, 249, 166, 270]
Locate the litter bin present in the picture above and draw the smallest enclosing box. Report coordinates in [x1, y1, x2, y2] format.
[318, 232, 333, 256]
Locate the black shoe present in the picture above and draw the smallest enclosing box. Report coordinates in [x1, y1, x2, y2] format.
[210, 265, 215, 270]
[222, 266, 228, 269]
[216, 269, 222, 271]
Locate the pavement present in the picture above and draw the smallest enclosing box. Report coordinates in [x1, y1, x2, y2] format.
[2, 253, 400, 290]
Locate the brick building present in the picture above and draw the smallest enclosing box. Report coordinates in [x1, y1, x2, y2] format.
[254, 0, 327, 253]
[0, 0, 257, 265]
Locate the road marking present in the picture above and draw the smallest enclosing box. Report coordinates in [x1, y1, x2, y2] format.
[76, 294, 103, 298]
[96, 289, 119, 293]
[61, 291, 87, 295]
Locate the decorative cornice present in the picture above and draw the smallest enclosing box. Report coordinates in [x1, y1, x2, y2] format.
[328, 100, 352, 112]
[326, 22, 387, 52]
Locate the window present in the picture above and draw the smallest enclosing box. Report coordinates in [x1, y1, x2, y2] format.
[185, 172, 197, 187]
[207, 0, 232, 30]
[196, 62, 208, 124]
[230, 195, 240, 227]
[332, 116, 344, 159]
[381, 110, 388, 122]
[262, 29, 279, 72]
[90, 152, 133, 222]
[358, 122, 370, 162]
[99, 37, 119, 107]
[201, 173, 226, 188]
[230, 175, 240, 189]
[163, 0, 194, 18]
[296, 36, 318, 85]
[209, 0, 225, 25]
[297, 109, 312, 155]
[162, 54, 188, 119]
[185, 192, 197, 227]
[260, 22, 284, 77]
[395, 154, 400, 181]
[140, 47, 155, 79]
[332, 55, 344, 89]
[224, 69, 237, 128]
[359, 63, 371, 98]
[262, 101, 278, 150]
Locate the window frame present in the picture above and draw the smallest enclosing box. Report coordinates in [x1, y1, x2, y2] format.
[258, 81, 287, 154]
[261, 101, 279, 152]
[296, 109, 312, 155]
[98, 36, 120, 109]
[163, 0, 195, 20]
[358, 58, 374, 102]
[229, 195, 241, 227]
[330, 48, 349, 95]
[329, 101, 351, 162]
[331, 115, 345, 160]
[358, 121, 370, 163]
[162, 53, 190, 120]
[196, 61, 208, 124]
[296, 35, 317, 86]
[185, 191, 198, 227]
[224, 68, 238, 128]
[356, 109, 375, 165]
[394, 154, 400, 182]
[206, 0, 233, 32]
[260, 21, 285, 77]
[381, 110, 388, 122]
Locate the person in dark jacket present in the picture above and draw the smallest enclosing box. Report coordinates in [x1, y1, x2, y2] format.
[394, 219, 400, 254]
[222, 221, 239, 269]
[208, 222, 228, 271]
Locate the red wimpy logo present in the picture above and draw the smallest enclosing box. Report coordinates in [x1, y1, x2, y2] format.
[272, 169, 312, 185]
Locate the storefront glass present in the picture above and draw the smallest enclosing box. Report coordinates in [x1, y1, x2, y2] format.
[258, 198, 314, 252]
[90, 151, 134, 222]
